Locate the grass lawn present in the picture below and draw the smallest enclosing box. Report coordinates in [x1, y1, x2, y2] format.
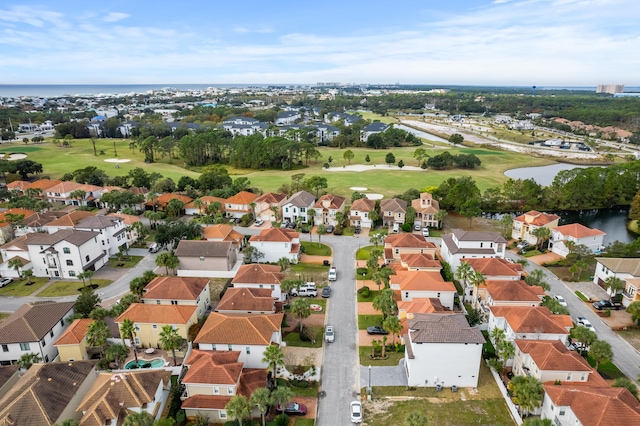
[288, 263, 329, 284]
[106, 255, 144, 268]
[309, 298, 326, 314]
[275, 378, 319, 398]
[294, 418, 315, 426]
[301, 242, 332, 256]
[0, 278, 50, 297]
[357, 290, 380, 302]
[586, 355, 626, 380]
[364, 362, 513, 425]
[358, 314, 383, 330]
[359, 346, 404, 366]
[617, 327, 640, 351]
[38, 279, 113, 297]
[283, 326, 323, 348]
[356, 245, 375, 260]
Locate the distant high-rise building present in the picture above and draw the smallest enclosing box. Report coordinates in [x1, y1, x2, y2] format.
[596, 84, 624, 94]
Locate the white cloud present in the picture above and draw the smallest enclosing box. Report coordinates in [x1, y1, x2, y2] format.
[103, 12, 130, 23]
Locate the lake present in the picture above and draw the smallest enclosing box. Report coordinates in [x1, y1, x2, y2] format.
[504, 163, 592, 186]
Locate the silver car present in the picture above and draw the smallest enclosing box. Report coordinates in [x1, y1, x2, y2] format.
[325, 325, 334, 343]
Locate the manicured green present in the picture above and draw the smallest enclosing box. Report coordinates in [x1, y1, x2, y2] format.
[301, 242, 332, 256]
[357, 290, 380, 302]
[309, 298, 326, 314]
[0, 278, 50, 297]
[522, 249, 543, 257]
[283, 326, 323, 348]
[290, 263, 330, 274]
[275, 378, 319, 398]
[293, 418, 316, 426]
[356, 245, 375, 260]
[358, 315, 383, 329]
[575, 291, 590, 302]
[586, 355, 626, 380]
[106, 255, 144, 268]
[38, 279, 113, 297]
[358, 346, 404, 366]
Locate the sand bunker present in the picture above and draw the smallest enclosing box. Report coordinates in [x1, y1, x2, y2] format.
[325, 164, 422, 172]
[6, 153, 27, 160]
[365, 193, 383, 200]
[350, 186, 368, 191]
[104, 158, 132, 163]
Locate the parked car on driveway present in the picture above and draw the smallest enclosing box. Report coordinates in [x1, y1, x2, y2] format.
[354, 225, 361, 234]
[0, 278, 12, 288]
[554, 295, 568, 307]
[367, 326, 388, 335]
[276, 402, 307, 416]
[148, 243, 160, 253]
[326, 225, 334, 233]
[422, 227, 429, 237]
[592, 300, 621, 310]
[254, 219, 264, 227]
[322, 286, 331, 298]
[516, 241, 530, 249]
[350, 400, 362, 423]
[414, 223, 421, 231]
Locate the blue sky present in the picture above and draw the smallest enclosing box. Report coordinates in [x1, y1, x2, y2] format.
[1, 0, 638, 85]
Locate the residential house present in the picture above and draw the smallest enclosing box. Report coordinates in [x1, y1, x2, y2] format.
[325, 112, 361, 126]
[146, 193, 192, 214]
[0, 233, 42, 276]
[75, 215, 129, 256]
[313, 194, 346, 226]
[225, 191, 257, 220]
[27, 229, 107, 279]
[360, 122, 389, 141]
[397, 253, 442, 272]
[253, 192, 286, 222]
[397, 298, 448, 320]
[513, 340, 606, 385]
[115, 303, 198, 348]
[248, 228, 301, 264]
[512, 210, 561, 246]
[40, 211, 96, 234]
[541, 385, 640, 425]
[174, 241, 238, 277]
[380, 198, 407, 227]
[488, 306, 573, 344]
[550, 223, 606, 257]
[0, 360, 98, 425]
[216, 288, 276, 314]
[14, 211, 67, 236]
[281, 190, 315, 224]
[6, 179, 59, 196]
[475, 280, 545, 313]
[316, 123, 340, 143]
[275, 110, 301, 126]
[0, 208, 37, 244]
[107, 212, 143, 244]
[203, 224, 244, 251]
[440, 229, 507, 270]
[0, 301, 75, 365]
[142, 276, 211, 317]
[461, 257, 525, 303]
[231, 264, 286, 301]
[411, 193, 441, 229]
[349, 198, 376, 228]
[77, 370, 172, 425]
[194, 313, 284, 368]
[404, 313, 485, 388]
[54, 318, 95, 362]
[622, 277, 640, 307]
[181, 350, 267, 423]
[45, 181, 103, 206]
[185, 196, 227, 216]
[221, 117, 268, 136]
[593, 257, 640, 293]
[390, 270, 457, 309]
[383, 233, 438, 264]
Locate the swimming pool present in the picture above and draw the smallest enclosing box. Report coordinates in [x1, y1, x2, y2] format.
[124, 358, 165, 369]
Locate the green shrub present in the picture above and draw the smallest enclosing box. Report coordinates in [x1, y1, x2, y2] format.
[401, 223, 412, 232]
[289, 379, 310, 388]
[358, 286, 371, 298]
[575, 291, 589, 302]
[604, 309, 611, 317]
[175, 410, 186, 425]
[356, 267, 368, 276]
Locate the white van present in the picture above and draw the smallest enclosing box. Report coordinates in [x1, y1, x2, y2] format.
[392, 223, 399, 233]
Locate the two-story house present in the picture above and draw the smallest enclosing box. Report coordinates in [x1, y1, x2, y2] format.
[225, 191, 257, 220]
[411, 193, 441, 229]
[46, 181, 103, 206]
[361, 122, 389, 141]
[27, 229, 107, 279]
[275, 110, 301, 126]
[476, 280, 545, 314]
[41, 211, 96, 233]
[174, 241, 238, 277]
[202, 224, 244, 251]
[146, 193, 192, 214]
[231, 264, 286, 302]
[380, 198, 407, 227]
[316, 124, 340, 143]
[405, 313, 485, 388]
[461, 257, 525, 303]
[512, 210, 560, 245]
[440, 229, 507, 270]
[216, 288, 276, 314]
[593, 257, 640, 296]
[115, 303, 198, 349]
[248, 228, 301, 264]
[350, 198, 376, 229]
[185, 196, 227, 216]
[550, 223, 606, 257]
[142, 276, 211, 318]
[253, 192, 286, 222]
[383, 233, 438, 264]
[194, 313, 284, 368]
[389, 270, 457, 309]
[282, 191, 315, 224]
[181, 350, 267, 424]
[0, 208, 36, 245]
[313, 194, 346, 226]
[397, 253, 442, 272]
[221, 117, 268, 136]
[622, 277, 640, 307]
[488, 306, 573, 345]
[74, 215, 129, 256]
[0, 301, 75, 365]
[54, 318, 95, 362]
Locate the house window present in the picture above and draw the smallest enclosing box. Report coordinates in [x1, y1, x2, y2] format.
[19, 343, 30, 351]
[50, 330, 54, 338]
[66, 260, 73, 266]
[63, 247, 71, 254]
[437, 292, 441, 297]
[566, 373, 572, 380]
[200, 256, 205, 261]
[171, 300, 178, 305]
[85, 255, 90, 262]
[152, 325, 158, 329]
[228, 344, 233, 351]
[69, 271, 76, 277]
[41, 339, 46, 347]
[246, 347, 250, 355]
[157, 300, 161, 304]
[134, 325, 140, 331]
[134, 337, 140, 345]
[581, 373, 587, 381]
[2, 345, 8, 352]
[559, 409, 566, 416]
[227, 387, 233, 394]
[259, 284, 263, 288]
[405, 292, 409, 298]
[60, 319, 64, 327]
[214, 386, 220, 394]
[219, 410, 227, 419]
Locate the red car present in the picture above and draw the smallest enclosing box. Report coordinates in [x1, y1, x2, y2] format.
[276, 402, 307, 416]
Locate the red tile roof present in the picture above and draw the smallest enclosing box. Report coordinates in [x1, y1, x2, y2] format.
[195, 313, 283, 345]
[142, 276, 209, 301]
[216, 288, 275, 312]
[115, 303, 197, 325]
[54, 318, 93, 345]
[484, 280, 545, 303]
[183, 350, 243, 385]
[515, 340, 594, 373]
[232, 264, 284, 285]
[249, 227, 299, 242]
[390, 270, 456, 292]
[385, 233, 436, 249]
[350, 198, 375, 212]
[464, 258, 523, 277]
[514, 210, 560, 226]
[554, 223, 605, 239]
[489, 306, 572, 334]
[226, 191, 257, 205]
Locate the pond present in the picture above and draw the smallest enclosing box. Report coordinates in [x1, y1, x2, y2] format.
[125, 358, 165, 369]
[504, 163, 593, 186]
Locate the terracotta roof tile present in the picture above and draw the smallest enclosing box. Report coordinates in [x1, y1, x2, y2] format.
[249, 227, 299, 242]
[54, 318, 94, 345]
[226, 191, 257, 205]
[115, 303, 197, 325]
[216, 288, 275, 312]
[254, 192, 286, 204]
[385, 233, 437, 249]
[464, 258, 523, 277]
[27, 179, 62, 191]
[195, 313, 283, 345]
[181, 395, 232, 409]
[380, 198, 407, 213]
[313, 194, 346, 210]
[232, 264, 284, 285]
[142, 277, 209, 301]
[183, 350, 243, 385]
[400, 253, 441, 269]
[45, 210, 96, 227]
[398, 298, 447, 315]
[350, 198, 375, 212]
[515, 340, 594, 372]
[203, 224, 243, 242]
[489, 306, 572, 334]
[554, 223, 605, 239]
[485, 280, 545, 302]
[390, 270, 456, 292]
[514, 210, 560, 226]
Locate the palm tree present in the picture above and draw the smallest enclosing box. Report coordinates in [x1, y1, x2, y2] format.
[270, 386, 293, 412]
[456, 261, 473, 296]
[291, 298, 311, 333]
[225, 394, 251, 426]
[262, 345, 284, 386]
[270, 205, 280, 222]
[122, 411, 154, 426]
[193, 198, 204, 215]
[383, 315, 402, 346]
[531, 226, 551, 251]
[508, 376, 543, 416]
[335, 211, 345, 228]
[23, 268, 34, 285]
[572, 326, 597, 355]
[604, 276, 624, 301]
[434, 209, 447, 230]
[86, 320, 110, 358]
[155, 252, 179, 275]
[250, 387, 272, 426]
[564, 240, 577, 255]
[159, 325, 182, 366]
[18, 352, 41, 370]
[166, 198, 185, 218]
[120, 318, 139, 365]
[373, 288, 398, 319]
[369, 231, 386, 247]
[316, 224, 327, 246]
[307, 208, 316, 226]
[590, 340, 613, 370]
[105, 343, 129, 369]
[8, 257, 23, 278]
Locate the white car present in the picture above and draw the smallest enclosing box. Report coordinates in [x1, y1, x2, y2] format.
[576, 317, 595, 333]
[350, 401, 362, 423]
[325, 325, 334, 343]
[554, 295, 568, 307]
[422, 227, 429, 237]
[414, 223, 421, 231]
[0, 277, 12, 288]
[254, 219, 264, 227]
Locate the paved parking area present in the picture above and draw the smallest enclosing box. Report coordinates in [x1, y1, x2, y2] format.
[360, 359, 408, 387]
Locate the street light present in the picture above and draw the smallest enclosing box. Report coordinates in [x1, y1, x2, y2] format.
[367, 365, 372, 395]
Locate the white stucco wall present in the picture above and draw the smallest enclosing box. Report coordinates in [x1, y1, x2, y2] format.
[406, 341, 483, 388]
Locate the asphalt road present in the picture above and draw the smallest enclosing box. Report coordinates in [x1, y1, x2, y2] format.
[505, 252, 640, 382]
